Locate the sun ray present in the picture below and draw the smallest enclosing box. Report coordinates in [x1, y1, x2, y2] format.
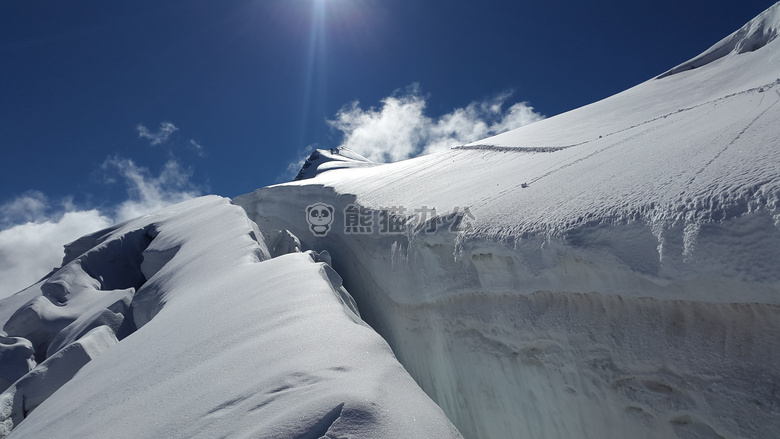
[298, 0, 329, 148]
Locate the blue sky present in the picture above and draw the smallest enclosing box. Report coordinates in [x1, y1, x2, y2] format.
[0, 0, 776, 293]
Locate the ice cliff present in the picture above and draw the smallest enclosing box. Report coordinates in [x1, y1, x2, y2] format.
[236, 4, 780, 438]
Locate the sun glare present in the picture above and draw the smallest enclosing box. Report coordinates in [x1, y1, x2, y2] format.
[295, 0, 381, 147]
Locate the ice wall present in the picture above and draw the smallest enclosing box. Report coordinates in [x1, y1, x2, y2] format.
[236, 184, 780, 439]
[234, 20, 780, 434]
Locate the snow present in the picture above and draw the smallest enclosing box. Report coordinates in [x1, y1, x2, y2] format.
[295, 147, 376, 181]
[1, 4, 779, 439]
[235, 4, 780, 438]
[0, 336, 35, 391]
[0, 210, 113, 300]
[658, 3, 780, 79]
[0, 196, 461, 438]
[0, 325, 118, 436]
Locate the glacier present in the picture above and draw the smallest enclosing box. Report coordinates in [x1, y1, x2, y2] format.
[1, 3, 780, 439]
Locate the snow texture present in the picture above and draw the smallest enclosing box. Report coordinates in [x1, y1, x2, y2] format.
[295, 147, 375, 181]
[0, 337, 35, 392]
[0, 197, 461, 438]
[0, 325, 117, 436]
[236, 4, 780, 439]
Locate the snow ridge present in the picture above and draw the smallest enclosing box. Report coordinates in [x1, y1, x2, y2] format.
[0, 197, 462, 438]
[658, 2, 780, 78]
[295, 147, 375, 181]
[454, 144, 572, 153]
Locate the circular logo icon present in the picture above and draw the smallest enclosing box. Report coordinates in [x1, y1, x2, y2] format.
[306, 203, 334, 236]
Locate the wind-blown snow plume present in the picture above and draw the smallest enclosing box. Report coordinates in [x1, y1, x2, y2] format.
[328, 86, 544, 163]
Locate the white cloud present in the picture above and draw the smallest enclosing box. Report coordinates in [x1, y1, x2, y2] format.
[0, 158, 200, 298]
[0, 191, 49, 229]
[329, 90, 428, 163]
[0, 210, 112, 299]
[137, 121, 179, 145]
[102, 157, 200, 222]
[327, 86, 544, 163]
[188, 139, 206, 156]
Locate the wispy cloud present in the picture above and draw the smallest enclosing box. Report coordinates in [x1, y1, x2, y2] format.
[0, 191, 50, 229]
[0, 158, 201, 298]
[137, 121, 179, 145]
[137, 122, 207, 158]
[102, 157, 200, 222]
[188, 139, 206, 156]
[327, 85, 544, 163]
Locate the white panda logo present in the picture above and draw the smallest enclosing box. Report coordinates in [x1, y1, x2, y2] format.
[306, 203, 334, 236]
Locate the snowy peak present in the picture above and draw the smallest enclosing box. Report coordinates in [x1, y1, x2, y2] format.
[658, 2, 780, 78]
[295, 148, 375, 181]
[463, 3, 780, 154]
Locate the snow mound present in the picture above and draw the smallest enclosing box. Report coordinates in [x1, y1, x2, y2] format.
[295, 147, 375, 181]
[658, 1, 780, 78]
[2, 225, 150, 365]
[0, 196, 461, 438]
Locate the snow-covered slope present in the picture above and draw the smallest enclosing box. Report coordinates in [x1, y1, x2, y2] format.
[0, 197, 461, 438]
[236, 4, 780, 439]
